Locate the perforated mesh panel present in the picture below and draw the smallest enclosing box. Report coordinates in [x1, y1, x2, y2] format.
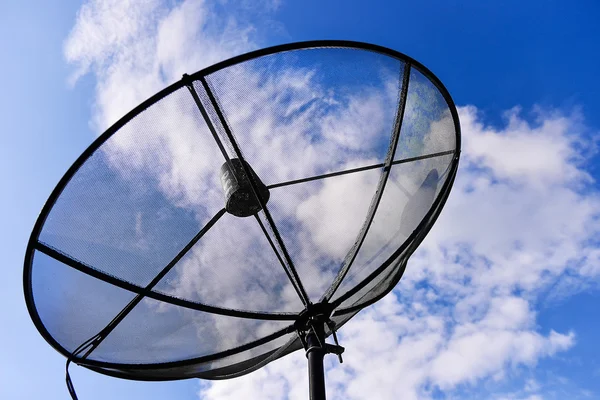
[394, 68, 456, 160]
[335, 254, 407, 313]
[205, 47, 403, 186]
[31, 250, 136, 353]
[39, 87, 226, 287]
[91, 298, 292, 364]
[266, 167, 383, 301]
[154, 211, 304, 313]
[24, 41, 459, 380]
[332, 153, 455, 304]
[88, 332, 302, 380]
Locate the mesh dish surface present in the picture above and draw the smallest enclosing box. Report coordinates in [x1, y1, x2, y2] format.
[24, 40, 460, 380]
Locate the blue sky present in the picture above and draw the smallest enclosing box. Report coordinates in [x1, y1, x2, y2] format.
[2, 1, 600, 399]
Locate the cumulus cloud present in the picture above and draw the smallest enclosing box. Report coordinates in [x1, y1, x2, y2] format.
[198, 106, 599, 400]
[56, 0, 600, 397]
[65, 0, 258, 130]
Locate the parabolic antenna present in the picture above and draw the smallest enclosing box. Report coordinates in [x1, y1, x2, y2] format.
[24, 40, 460, 399]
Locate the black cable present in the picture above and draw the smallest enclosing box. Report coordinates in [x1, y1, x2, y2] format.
[65, 334, 101, 400]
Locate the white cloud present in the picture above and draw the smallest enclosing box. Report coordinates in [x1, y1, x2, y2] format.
[65, 0, 258, 131]
[462, 106, 589, 186]
[61, 0, 600, 398]
[198, 106, 599, 399]
[64, 0, 165, 84]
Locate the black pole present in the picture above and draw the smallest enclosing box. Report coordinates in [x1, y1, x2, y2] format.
[306, 322, 326, 400]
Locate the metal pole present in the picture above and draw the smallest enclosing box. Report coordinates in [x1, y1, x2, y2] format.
[305, 322, 326, 400]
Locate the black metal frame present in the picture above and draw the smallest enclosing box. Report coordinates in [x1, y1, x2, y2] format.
[266, 150, 454, 190]
[23, 40, 461, 381]
[196, 75, 311, 306]
[321, 61, 412, 302]
[306, 322, 327, 400]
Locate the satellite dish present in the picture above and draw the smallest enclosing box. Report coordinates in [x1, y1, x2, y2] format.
[24, 40, 460, 399]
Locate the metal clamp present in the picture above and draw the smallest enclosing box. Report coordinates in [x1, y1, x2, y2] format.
[295, 302, 345, 364]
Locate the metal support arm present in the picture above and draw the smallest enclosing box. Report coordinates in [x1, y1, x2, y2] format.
[299, 306, 345, 400]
